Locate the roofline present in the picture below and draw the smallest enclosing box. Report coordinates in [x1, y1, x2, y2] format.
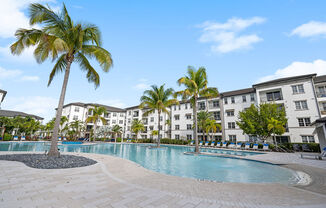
[220, 88, 255, 97]
[253, 74, 317, 88]
[0, 109, 43, 120]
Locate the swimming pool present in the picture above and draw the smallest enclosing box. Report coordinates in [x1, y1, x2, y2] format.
[0, 142, 299, 184]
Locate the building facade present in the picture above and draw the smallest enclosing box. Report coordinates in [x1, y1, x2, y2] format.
[59, 73, 326, 144]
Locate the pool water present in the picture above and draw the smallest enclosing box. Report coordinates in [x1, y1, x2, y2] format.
[0, 142, 299, 184]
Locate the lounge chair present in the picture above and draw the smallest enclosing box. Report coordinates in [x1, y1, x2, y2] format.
[204, 141, 209, 146]
[13, 136, 18, 141]
[293, 144, 301, 152]
[228, 142, 235, 149]
[301, 147, 326, 160]
[63, 137, 67, 141]
[245, 143, 250, 150]
[210, 141, 215, 147]
[199, 141, 203, 146]
[222, 142, 227, 148]
[189, 140, 194, 146]
[302, 144, 312, 152]
[252, 143, 259, 150]
[216, 142, 221, 148]
[236, 142, 242, 149]
[263, 143, 269, 151]
[58, 137, 62, 141]
[21, 136, 25, 141]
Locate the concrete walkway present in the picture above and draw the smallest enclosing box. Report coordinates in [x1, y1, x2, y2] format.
[1, 151, 326, 208]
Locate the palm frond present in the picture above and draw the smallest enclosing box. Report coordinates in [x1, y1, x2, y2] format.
[47, 53, 67, 86]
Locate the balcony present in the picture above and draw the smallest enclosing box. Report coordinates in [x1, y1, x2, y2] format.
[321, 110, 326, 115]
[317, 92, 326, 98]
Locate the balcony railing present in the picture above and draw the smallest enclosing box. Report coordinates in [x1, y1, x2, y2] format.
[317, 92, 326, 98]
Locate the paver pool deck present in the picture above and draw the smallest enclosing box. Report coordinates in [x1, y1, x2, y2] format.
[1, 149, 326, 208]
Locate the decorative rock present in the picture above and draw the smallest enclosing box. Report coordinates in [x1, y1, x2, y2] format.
[0, 154, 97, 169]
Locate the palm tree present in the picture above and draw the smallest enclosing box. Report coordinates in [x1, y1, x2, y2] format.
[10, 3, 113, 156]
[112, 124, 122, 142]
[59, 116, 69, 138]
[267, 118, 285, 145]
[165, 119, 171, 139]
[205, 119, 221, 141]
[85, 105, 107, 142]
[175, 66, 218, 153]
[45, 118, 55, 139]
[69, 120, 84, 139]
[131, 119, 145, 142]
[0, 117, 12, 139]
[197, 111, 213, 141]
[140, 85, 179, 147]
[151, 130, 159, 141]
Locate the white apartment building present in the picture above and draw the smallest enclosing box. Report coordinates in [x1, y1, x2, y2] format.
[59, 73, 326, 144]
[60, 102, 126, 138]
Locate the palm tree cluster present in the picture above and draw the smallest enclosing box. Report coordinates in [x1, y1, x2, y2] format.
[197, 111, 221, 141]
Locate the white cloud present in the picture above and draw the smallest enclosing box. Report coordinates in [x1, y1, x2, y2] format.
[0, 66, 22, 79]
[0, 45, 36, 63]
[2, 96, 58, 122]
[198, 17, 265, 53]
[257, 59, 326, 83]
[20, 76, 39, 81]
[135, 83, 150, 90]
[290, 21, 326, 38]
[0, 0, 56, 38]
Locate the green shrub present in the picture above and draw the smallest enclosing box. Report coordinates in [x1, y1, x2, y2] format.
[3, 133, 12, 141]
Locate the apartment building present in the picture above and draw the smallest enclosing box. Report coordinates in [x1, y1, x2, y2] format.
[58, 73, 326, 144]
[60, 102, 126, 138]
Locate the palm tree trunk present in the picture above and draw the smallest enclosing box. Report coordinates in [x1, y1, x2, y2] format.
[193, 96, 199, 153]
[93, 120, 97, 142]
[48, 60, 72, 157]
[157, 111, 161, 148]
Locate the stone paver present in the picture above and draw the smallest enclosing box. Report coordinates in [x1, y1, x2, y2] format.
[0, 151, 326, 208]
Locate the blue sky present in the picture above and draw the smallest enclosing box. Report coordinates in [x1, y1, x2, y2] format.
[2, 0, 326, 121]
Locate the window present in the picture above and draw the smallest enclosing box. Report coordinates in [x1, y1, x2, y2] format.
[133, 111, 138, 117]
[301, 136, 315, 143]
[74, 107, 79, 112]
[174, 115, 180, 120]
[159, 125, 162, 130]
[187, 124, 192, 130]
[295, 101, 308, 110]
[119, 120, 123, 124]
[292, 84, 304, 94]
[128, 111, 131, 115]
[175, 134, 180, 139]
[73, 115, 78, 120]
[120, 113, 124, 117]
[322, 102, 326, 111]
[231, 97, 235, 104]
[224, 98, 228, 104]
[178, 105, 181, 110]
[128, 118, 131, 124]
[150, 117, 154, 122]
[190, 103, 193, 108]
[242, 95, 247, 103]
[160, 116, 163, 121]
[113, 113, 117, 117]
[228, 135, 236, 142]
[175, 125, 180, 130]
[228, 122, 235, 129]
[186, 114, 192, 119]
[250, 93, 255, 102]
[198, 102, 206, 110]
[174, 105, 176, 111]
[266, 91, 282, 101]
[127, 126, 131, 131]
[187, 134, 192, 140]
[226, 110, 234, 117]
[298, 118, 311, 127]
[213, 111, 221, 120]
[112, 120, 116, 124]
[213, 100, 219, 108]
[142, 118, 148, 124]
[317, 86, 326, 97]
[185, 103, 188, 109]
[149, 126, 154, 130]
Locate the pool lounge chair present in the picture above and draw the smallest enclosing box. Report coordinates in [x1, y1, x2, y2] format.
[222, 142, 227, 148]
[236, 142, 242, 149]
[228, 142, 235, 149]
[199, 141, 203, 146]
[216, 142, 221, 148]
[263, 144, 269, 151]
[245, 143, 250, 150]
[252, 143, 259, 150]
[189, 140, 194, 145]
[13, 136, 18, 141]
[63, 137, 67, 141]
[301, 147, 326, 160]
[58, 137, 62, 141]
[210, 141, 215, 147]
[21, 136, 25, 141]
[204, 141, 209, 146]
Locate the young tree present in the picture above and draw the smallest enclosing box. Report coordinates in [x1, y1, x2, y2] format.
[86, 105, 107, 141]
[175, 66, 218, 153]
[140, 85, 178, 147]
[151, 130, 159, 141]
[205, 119, 221, 141]
[112, 124, 122, 142]
[131, 119, 144, 142]
[69, 120, 84, 139]
[237, 103, 287, 143]
[11, 3, 113, 156]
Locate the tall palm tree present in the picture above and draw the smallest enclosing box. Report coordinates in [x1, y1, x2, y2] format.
[140, 85, 179, 147]
[112, 124, 122, 142]
[85, 105, 107, 142]
[131, 119, 145, 142]
[205, 119, 221, 141]
[175, 66, 218, 153]
[10, 3, 113, 156]
[197, 111, 213, 141]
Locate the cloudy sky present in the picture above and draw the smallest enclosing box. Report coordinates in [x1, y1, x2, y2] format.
[1, 0, 326, 122]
